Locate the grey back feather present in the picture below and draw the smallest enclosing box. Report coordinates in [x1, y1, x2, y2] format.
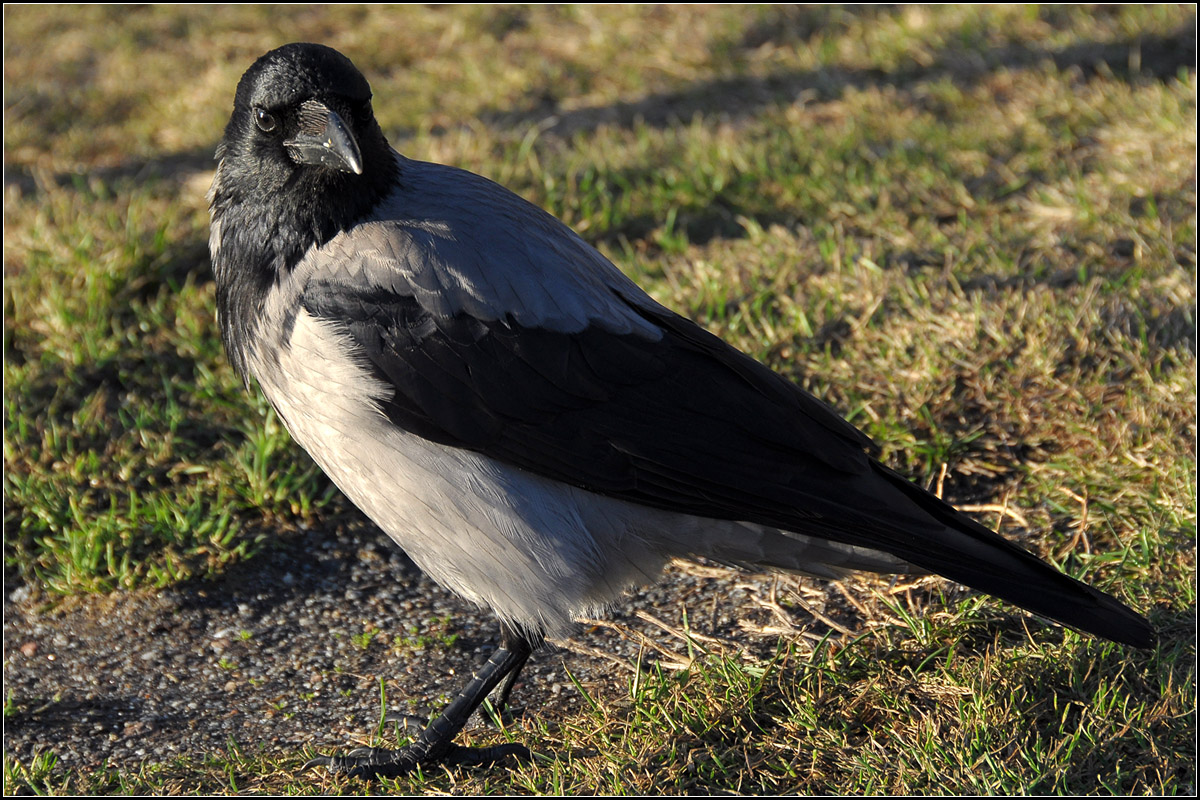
[295, 153, 664, 338]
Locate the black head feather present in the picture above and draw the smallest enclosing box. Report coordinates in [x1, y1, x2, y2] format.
[209, 43, 398, 380]
[234, 43, 372, 113]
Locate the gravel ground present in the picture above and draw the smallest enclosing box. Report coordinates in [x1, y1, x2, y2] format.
[3, 514, 817, 773]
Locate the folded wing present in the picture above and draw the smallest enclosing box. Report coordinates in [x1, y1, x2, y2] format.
[292, 160, 1154, 648]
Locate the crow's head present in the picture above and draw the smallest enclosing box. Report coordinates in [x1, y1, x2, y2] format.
[210, 44, 397, 257]
[209, 44, 399, 378]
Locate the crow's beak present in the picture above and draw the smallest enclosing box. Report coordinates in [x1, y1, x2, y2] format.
[285, 100, 363, 175]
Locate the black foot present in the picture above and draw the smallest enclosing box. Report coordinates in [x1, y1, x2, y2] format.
[307, 627, 540, 780]
[304, 741, 532, 779]
[383, 712, 428, 734]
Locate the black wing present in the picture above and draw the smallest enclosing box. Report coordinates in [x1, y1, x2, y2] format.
[302, 281, 881, 521]
[301, 281, 1154, 648]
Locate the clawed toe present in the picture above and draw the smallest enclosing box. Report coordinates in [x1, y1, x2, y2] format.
[303, 745, 411, 778]
[304, 740, 530, 779]
[383, 712, 429, 734]
[440, 741, 533, 768]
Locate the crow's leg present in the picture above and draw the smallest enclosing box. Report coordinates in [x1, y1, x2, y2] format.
[306, 625, 537, 779]
[489, 622, 539, 717]
[386, 622, 536, 729]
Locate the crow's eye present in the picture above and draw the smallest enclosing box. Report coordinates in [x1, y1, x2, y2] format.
[255, 108, 279, 134]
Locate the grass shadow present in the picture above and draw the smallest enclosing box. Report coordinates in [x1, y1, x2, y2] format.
[481, 20, 1195, 140]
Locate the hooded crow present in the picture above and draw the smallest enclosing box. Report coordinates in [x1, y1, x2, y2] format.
[209, 43, 1155, 778]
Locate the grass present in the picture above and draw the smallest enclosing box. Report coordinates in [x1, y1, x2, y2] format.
[4, 4, 1195, 795]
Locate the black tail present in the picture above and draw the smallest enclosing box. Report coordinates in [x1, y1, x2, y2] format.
[868, 461, 1155, 649]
